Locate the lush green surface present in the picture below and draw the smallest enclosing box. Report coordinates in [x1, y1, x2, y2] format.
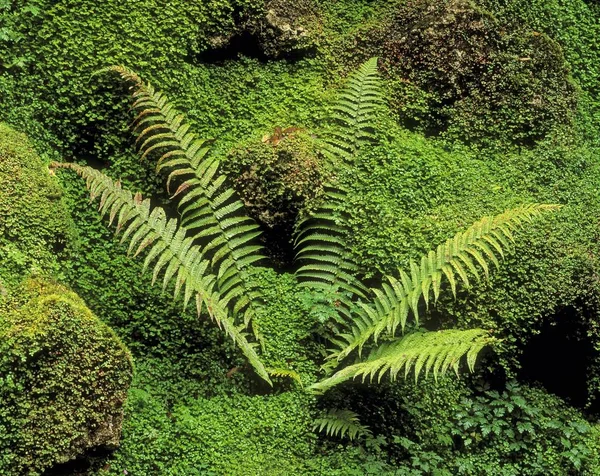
[0, 279, 133, 475]
[1, 0, 600, 474]
[0, 123, 74, 288]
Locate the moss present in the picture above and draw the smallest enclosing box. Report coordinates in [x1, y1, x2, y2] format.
[0, 278, 133, 475]
[250, 0, 323, 59]
[223, 128, 322, 264]
[358, 0, 578, 146]
[0, 123, 75, 286]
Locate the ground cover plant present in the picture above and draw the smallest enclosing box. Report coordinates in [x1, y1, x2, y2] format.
[2, 0, 600, 474]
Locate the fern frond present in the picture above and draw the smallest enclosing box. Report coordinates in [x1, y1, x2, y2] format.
[313, 409, 372, 440]
[101, 65, 265, 327]
[267, 367, 303, 387]
[294, 188, 369, 320]
[333, 204, 559, 361]
[311, 329, 495, 393]
[321, 57, 384, 165]
[293, 58, 385, 319]
[53, 162, 271, 385]
[295, 58, 383, 316]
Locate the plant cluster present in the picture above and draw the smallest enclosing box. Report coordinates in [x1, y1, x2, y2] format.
[0, 279, 133, 474]
[2, 0, 600, 473]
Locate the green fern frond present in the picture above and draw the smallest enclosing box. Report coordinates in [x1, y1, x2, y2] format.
[310, 329, 495, 393]
[293, 60, 384, 319]
[267, 367, 303, 387]
[294, 189, 369, 321]
[333, 204, 559, 361]
[321, 57, 384, 165]
[52, 162, 271, 385]
[101, 65, 265, 327]
[313, 409, 372, 440]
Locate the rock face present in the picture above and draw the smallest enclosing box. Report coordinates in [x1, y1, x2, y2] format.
[254, 0, 321, 58]
[204, 0, 321, 60]
[0, 123, 75, 287]
[362, 0, 577, 145]
[0, 279, 134, 475]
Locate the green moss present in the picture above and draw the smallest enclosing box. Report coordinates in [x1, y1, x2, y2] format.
[223, 129, 322, 264]
[356, 0, 578, 146]
[0, 123, 75, 287]
[0, 278, 133, 475]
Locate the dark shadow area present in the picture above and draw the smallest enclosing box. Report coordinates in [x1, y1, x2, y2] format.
[519, 306, 596, 410]
[259, 223, 297, 272]
[198, 31, 269, 64]
[42, 447, 113, 475]
[196, 31, 316, 64]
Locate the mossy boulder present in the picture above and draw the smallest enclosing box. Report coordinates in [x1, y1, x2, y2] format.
[362, 0, 578, 145]
[250, 0, 322, 58]
[223, 128, 321, 264]
[0, 123, 75, 286]
[0, 279, 133, 475]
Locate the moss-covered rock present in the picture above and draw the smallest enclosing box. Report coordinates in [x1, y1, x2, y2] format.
[361, 0, 578, 145]
[251, 0, 322, 58]
[0, 123, 75, 286]
[223, 128, 321, 264]
[0, 279, 133, 475]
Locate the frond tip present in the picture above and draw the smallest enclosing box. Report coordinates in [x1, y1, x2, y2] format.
[310, 329, 497, 393]
[313, 409, 372, 440]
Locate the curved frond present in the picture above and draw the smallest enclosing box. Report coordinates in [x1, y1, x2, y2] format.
[321, 57, 384, 166]
[310, 329, 496, 393]
[52, 162, 271, 385]
[333, 204, 559, 361]
[312, 409, 372, 440]
[294, 58, 384, 318]
[100, 65, 265, 327]
[267, 367, 303, 387]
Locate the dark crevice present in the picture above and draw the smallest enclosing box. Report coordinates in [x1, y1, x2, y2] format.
[198, 31, 269, 64]
[42, 446, 114, 475]
[519, 306, 597, 410]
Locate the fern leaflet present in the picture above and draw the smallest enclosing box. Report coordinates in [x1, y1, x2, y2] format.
[52, 162, 271, 385]
[311, 329, 495, 393]
[313, 409, 372, 440]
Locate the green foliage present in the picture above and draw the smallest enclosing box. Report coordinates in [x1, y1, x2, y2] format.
[313, 409, 372, 440]
[319, 57, 384, 164]
[359, 0, 579, 146]
[312, 329, 496, 393]
[53, 162, 271, 385]
[3, 0, 600, 473]
[103, 65, 266, 327]
[0, 123, 74, 286]
[0, 278, 133, 475]
[99, 388, 316, 475]
[294, 58, 384, 319]
[331, 204, 556, 363]
[393, 381, 600, 474]
[222, 128, 322, 255]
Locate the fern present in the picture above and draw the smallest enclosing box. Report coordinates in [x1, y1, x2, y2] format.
[320, 57, 384, 165]
[329, 204, 558, 363]
[294, 58, 384, 319]
[51, 162, 271, 385]
[313, 409, 372, 440]
[311, 329, 495, 393]
[100, 65, 265, 327]
[267, 367, 303, 387]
